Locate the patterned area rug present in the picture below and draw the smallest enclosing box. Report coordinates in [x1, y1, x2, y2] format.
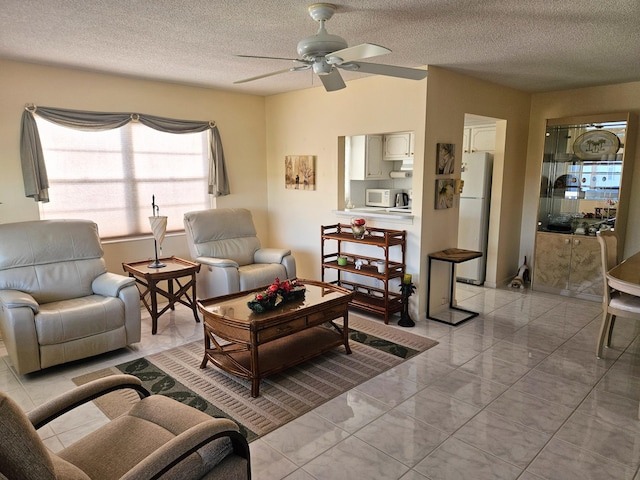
[73, 315, 437, 442]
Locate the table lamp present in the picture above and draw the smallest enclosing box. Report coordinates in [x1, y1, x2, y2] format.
[148, 195, 167, 268]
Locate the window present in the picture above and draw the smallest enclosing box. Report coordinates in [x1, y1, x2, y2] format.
[36, 118, 210, 239]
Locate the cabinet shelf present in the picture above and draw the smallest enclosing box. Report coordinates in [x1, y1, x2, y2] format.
[321, 224, 406, 324]
[321, 260, 405, 280]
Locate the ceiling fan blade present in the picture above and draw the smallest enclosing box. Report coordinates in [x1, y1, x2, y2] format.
[319, 69, 346, 92]
[327, 43, 391, 64]
[235, 54, 301, 62]
[234, 68, 295, 84]
[344, 62, 428, 80]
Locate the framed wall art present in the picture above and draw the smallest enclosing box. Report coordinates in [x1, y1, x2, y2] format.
[285, 155, 316, 190]
[436, 143, 455, 175]
[435, 179, 455, 209]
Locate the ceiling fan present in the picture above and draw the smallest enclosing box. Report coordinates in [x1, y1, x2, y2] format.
[234, 3, 428, 92]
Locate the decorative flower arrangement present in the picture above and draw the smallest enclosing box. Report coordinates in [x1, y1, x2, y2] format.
[351, 217, 366, 239]
[247, 278, 306, 313]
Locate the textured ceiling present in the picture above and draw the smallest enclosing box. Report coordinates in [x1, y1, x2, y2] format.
[1, 0, 639, 96]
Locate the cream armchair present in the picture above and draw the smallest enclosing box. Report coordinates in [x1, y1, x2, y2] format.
[184, 208, 296, 298]
[0, 220, 141, 375]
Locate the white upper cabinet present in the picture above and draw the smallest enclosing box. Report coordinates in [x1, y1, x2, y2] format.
[383, 132, 414, 160]
[463, 125, 496, 153]
[348, 134, 390, 180]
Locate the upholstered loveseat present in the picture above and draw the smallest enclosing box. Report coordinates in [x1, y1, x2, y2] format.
[0, 220, 141, 374]
[183, 208, 296, 298]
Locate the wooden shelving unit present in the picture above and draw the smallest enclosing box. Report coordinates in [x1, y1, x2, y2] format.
[321, 224, 406, 324]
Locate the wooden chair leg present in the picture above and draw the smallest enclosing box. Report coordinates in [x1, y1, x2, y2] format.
[597, 311, 613, 358]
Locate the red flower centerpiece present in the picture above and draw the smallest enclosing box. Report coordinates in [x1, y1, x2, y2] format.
[247, 278, 305, 313]
[351, 217, 366, 239]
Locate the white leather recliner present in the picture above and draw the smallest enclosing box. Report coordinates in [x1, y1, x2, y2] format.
[183, 208, 296, 298]
[0, 220, 141, 375]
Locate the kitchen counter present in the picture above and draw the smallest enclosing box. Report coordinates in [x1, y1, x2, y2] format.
[333, 207, 413, 221]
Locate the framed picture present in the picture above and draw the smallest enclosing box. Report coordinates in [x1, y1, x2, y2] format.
[435, 179, 455, 209]
[436, 143, 455, 175]
[285, 155, 316, 190]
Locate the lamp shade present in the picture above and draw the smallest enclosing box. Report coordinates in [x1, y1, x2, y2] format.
[148, 216, 167, 245]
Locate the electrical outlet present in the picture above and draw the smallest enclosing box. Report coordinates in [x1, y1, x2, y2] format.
[441, 297, 447, 305]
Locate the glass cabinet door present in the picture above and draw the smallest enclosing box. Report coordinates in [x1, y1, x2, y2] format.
[538, 118, 627, 235]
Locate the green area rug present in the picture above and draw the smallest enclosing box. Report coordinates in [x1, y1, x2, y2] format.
[73, 315, 437, 442]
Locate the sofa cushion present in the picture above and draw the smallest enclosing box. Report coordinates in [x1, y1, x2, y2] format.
[59, 395, 234, 480]
[0, 259, 107, 305]
[0, 220, 103, 269]
[184, 209, 261, 266]
[239, 263, 287, 291]
[0, 220, 106, 304]
[36, 295, 125, 345]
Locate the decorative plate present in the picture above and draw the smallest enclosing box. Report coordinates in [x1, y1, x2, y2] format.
[573, 130, 620, 160]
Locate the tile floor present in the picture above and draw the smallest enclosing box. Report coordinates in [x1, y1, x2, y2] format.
[2, 284, 640, 479]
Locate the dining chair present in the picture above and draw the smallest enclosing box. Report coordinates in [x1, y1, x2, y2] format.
[596, 230, 640, 358]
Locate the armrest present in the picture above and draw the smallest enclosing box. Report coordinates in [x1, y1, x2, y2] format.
[92, 272, 136, 297]
[254, 248, 291, 264]
[195, 256, 240, 269]
[28, 374, 150, 429]
[120, 420, 245, 480]
[0, 290, 38, 313]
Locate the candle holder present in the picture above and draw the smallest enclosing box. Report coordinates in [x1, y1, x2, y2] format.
[148, 195, 167, 269]
[398, 280, 416, 327]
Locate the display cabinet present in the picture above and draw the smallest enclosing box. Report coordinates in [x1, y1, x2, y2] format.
[533, 112, 636, 300]
[321, 224, 406, 324]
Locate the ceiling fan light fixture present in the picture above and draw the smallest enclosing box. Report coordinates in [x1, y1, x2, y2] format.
[312, 60, 333, 75]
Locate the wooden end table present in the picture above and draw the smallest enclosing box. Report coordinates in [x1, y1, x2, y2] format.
[123, 256, 201, 334]
[427, 248, 483, 326]
[197, 279, 354, 397]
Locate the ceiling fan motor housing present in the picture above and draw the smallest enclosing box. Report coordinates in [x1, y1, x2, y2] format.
[297, 3, 346, 61]
[297, 32, 347, 61]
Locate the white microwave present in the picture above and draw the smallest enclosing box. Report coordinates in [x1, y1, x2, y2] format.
[365, 188, 402, 207]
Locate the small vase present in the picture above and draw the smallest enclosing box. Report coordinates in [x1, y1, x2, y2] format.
[351, 218, 366, 239]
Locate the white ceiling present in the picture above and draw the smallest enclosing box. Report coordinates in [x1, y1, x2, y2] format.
[1, 1, 639, 97]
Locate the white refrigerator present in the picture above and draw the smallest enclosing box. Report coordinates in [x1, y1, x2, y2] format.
[457, 152, 493, 285]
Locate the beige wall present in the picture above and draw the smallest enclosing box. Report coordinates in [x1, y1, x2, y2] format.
[521, 81, 640, 267]
[0, 59, 267, 274]
[264, 67, 532, 318]
[419, 67, 531, 313]
[264, 73, 428, 316]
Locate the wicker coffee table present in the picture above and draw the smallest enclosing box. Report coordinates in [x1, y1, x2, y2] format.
[197, 279, 354, 397]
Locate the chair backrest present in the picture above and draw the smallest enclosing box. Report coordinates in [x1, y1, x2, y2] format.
[597, 230, 619, 304]
[183, 208, 262, 266]
[0, 220, 106, 304]
[0, 392, 88, 480]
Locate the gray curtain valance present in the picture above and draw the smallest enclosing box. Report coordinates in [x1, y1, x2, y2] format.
[20, 105, 230, 202]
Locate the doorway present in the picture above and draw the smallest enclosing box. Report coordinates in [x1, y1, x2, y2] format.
[457, 113, 505, 287]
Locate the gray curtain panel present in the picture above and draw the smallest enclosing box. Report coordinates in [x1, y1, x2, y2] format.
[20, 105, 230, 202]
